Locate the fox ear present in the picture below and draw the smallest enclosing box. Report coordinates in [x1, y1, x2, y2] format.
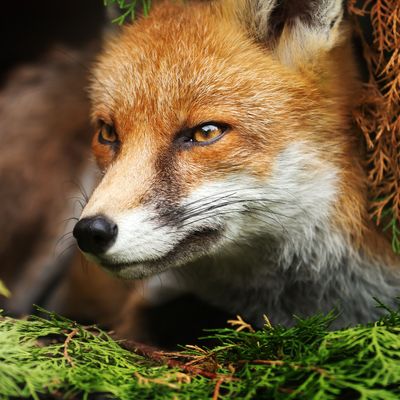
[244, 0, 346, 67]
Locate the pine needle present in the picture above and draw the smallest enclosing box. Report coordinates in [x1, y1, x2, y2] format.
[104, 0, 152, 24]
[349, 0, 400, 253]
[0, 301, 399, 399]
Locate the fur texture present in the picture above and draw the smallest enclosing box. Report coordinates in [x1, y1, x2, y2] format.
[79, 0, 400, 329]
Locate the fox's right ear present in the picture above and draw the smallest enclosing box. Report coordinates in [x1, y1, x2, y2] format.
[236, 0, 346, 68]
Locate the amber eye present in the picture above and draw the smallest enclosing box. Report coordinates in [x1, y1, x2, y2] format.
[192, 123, 227, 144]
[98, 123, 118, 145]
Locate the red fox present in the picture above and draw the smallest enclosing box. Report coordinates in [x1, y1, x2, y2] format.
[73, 0, 399, 330]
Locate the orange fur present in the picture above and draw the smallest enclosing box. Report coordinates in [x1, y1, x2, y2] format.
[74, 0, 400, 339]
[88, 0, 397, 265]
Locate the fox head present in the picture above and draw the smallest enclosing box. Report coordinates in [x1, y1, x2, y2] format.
[74, 0, 364, 279]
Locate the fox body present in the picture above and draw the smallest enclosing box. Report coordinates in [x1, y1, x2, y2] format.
[74, 0, 400, 329]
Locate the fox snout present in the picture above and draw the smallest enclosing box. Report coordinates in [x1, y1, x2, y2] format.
[73, 216, 118, 255]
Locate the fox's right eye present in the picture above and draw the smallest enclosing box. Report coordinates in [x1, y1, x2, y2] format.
[92, 122, 120, 170]
[98, 123, 118, 145]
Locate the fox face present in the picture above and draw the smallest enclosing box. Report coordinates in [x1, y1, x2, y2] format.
[74, 0, 390, 279]
[73, 1, 400, 327]
[74, 0, 361, 280]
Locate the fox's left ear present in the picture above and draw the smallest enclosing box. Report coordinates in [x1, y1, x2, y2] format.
[240, 0, 346, 68]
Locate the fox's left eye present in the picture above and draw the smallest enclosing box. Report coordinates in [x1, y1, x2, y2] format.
[98, 122, 118, 145]
[177, 123, 228, 147]
[192, 124, 226, 143]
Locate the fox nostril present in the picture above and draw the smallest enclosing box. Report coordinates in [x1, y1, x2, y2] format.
[73, 216, 118, 255]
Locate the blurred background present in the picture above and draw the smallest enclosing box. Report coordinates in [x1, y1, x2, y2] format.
[0, 0, 132, 326]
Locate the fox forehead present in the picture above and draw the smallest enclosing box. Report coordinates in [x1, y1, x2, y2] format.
[85, 0, 346, 217]
[90, 1, 321, 132]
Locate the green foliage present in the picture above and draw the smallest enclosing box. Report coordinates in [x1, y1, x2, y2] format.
[104, 0, 152, 24]
[0, 302, 399, 399]
[384, 217, 400, 254]
[372, 205, 400, 254]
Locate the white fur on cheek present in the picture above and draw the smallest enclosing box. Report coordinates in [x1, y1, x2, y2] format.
[85, 142, 338, 272]
[105, 207, 184, 263]
[179, 141, 339, 245]
[262, 141, 338, 234]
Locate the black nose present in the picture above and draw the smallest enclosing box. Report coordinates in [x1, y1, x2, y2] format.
[73, 216, 118, 255]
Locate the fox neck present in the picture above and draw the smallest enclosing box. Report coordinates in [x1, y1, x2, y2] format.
[170, 218, 399, 328]
[142, 139, 399, 327]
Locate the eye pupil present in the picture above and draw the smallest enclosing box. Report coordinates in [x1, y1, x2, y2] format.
[99, 123, 118, 145]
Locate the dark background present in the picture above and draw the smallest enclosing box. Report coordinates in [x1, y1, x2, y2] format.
[0, 1, 127, 320]
[0, 0, 105, 80]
